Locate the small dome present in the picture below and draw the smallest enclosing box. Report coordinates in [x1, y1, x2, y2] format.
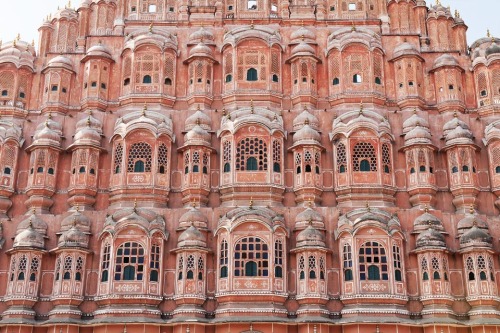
[485, 42, 500, 57]
[32, 124, 62, 147]
[445, 124, 473, 144]
[293, 110, 319, 131]
[61, 210, 91, 233]
[184, 125, 211, 146]
[457, 212, 488, 236]
[189, 42, 214, 59]
[178, 206, 208, 230]
[416, 227, 446, 249]
[433, 54, 459, 69]
[290, 26, 316, 42]
[443, 114, 469, 135]
[58, 225, 88, 248]
[76, 113, 102, 132]
[46, 55, 74, 71]
[460, 225, 492, 246]
[189, 27, 215, 43]
[413, 211, 444, 233]
[405, 125, 432, 144]
[185, 110, 211, 131]
[291, 41, 316, 57]
[86, 43, 113, 59]
[13, 224, 45, 249]
[293, 124, 321, 144]
[73, 126, 101, 145]
[295, 207, 324, 231]
[296, 224, 325, 248]
[177, 225, 206, 248]
[402, 111, 429, 134]
[17, 214, 47, 236]
[392, 42, 420, 59]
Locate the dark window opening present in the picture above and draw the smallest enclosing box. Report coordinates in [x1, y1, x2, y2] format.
[37, 167, 44, 173]
[150, 270, 158, 282]
[245, 261, 258, 276]
[496, 166, 500, 174]
[375, 77, 381, 85]
[305, 164, 312, 173]
[275, 266, 283, 278]
[101, 270, 108, 282]
[423, 272, 429, 281]
[134, 160, 145, 172]
[19, 92, 25, 98]
[1, 90, 7, 96]
[62, 87, 67, 93]
[480, 90, 487, 97]
[272, 74, 279, 82]
[273, 162, 280, 172]
[124, 78, 130, 86]
[333, 77, 340, 85]
[143, 75, 152, 84]
[224, 163, 231, 173]
[480, 271, 487, 281]
[76, 272, 81, 281]
[193, 165, 199, 173]
[64, 272, 71, 280]
[419, 166, 426, 172]
[360, 159, 371, 172]
[48, 168, 55, 175]
[433, 271, 440, 280]
[185, 166, 189, 174]
[247, 157, 258, 171]
[91, 81, 97, 87]
[225, 74, 232, 83]
[220, 266, 228, 278]
[300, 271, 305, 279]
[247, 68, 258, 81]
[30, 273, 36, 281]
[297, 166, 301, 174]
[187, 270, 194, 279]
[367, 265, 380, 280]
[90, 168, 96, 175]
[4, 167, 11, 175]
[123, 266, 135, 281]
[309, 270, 316, 279]
[395, 269, 402, 282]
[462, 165, 469, 172]
[384, 165, 390, 173]
[452, 166, 458, 173]
[101, 83, 107, 89]
[344, 269, 353, 281]
[51, 85, 58, 91]
[409, 81, 414, 86]
[353, 74, 362, 83]
[315, 165, 320, 174]
[203, 166, 208, 174]
[79, 166, 86, 173]
[340, 165, 346, 173]
[410, 167, 415, 174]
[468, 272, 475, 281]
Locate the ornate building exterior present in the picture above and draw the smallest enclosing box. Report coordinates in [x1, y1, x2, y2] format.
[1, 0, 500, 333]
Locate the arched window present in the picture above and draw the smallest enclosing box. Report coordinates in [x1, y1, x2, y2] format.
[247, 68, 258, 81]
[421, 257, 429, 281]
[164, 78, 172, 85]
[299, 255, 305, 280]
[382, 143, 391, 174]
[393, 245, 402, 282]
[226, 74, 232, 83]
[115, 242, 145, 281]
[462, 165, 469, 172]
[309, 256, 317, 279]
[143, 75, 152, 84]
[124, 78, 130, 86]
[305, 164, 312, 173]
[247, 0, 257, 9]
[48, 168, 55, 175]
[178, 256, 184, 280]
[234, 237, 269, 277]
[150, 244, 160, 282]
[272, 74, 279, 82]
[452, 166, 458, 173]
[4, 167, 11, 175]
[247, 157, 258, 171]
[466, 257, 475, 281]
[220, 240, 228, 278]
[359, 241, 388, 281]
[353, 74, 362, 83]
[337, 143, 347, 173]
[297, 166, 301, 174]
[353, 142, 377, 172]
[375, 77, 382, 85]
[333, 77, 340, 85]
[224, 162, 230, 172]
[134, 160, 145, 172]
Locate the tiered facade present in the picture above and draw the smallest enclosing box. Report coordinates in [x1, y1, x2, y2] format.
[1, 0, 500, 332]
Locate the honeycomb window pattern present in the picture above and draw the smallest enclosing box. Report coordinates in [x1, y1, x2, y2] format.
[234, 237, 269, 277]
[352, 142, 377, 172]
[127, 142, 152, 172]
[235, 137, 268, 171]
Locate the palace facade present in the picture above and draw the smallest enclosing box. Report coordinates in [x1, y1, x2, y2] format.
[0, 1, 500, 333]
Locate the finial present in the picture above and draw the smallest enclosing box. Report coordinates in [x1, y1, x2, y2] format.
[72, 216, 77, 227]
[123, 324, 127, 333]
[436, 0, 440, 5]
[250, 99, 254, 114]
[359, 102, 364, 115]
[473, 219, 478, 227]
[249, 197, 253, 209]
[68, 0, 72, 8]
[196, 118, 201, 126]
[308, 217, 313, 226]
[366, 202, 371, 212]
[32, 207, 36, 215]
[222, 108, 227, 116]
[197, 104, 201, 111]
[48, 112, 53, 120]
[487, 29, 491, 38]
[13, 39, 16, 47]
[76, 204, 80, 212]
[250, 323, 253, 331]
[133, 199, 138, 212]
[186, 327, 190, 333]
[413, 107, 417, 114]
[86, 116, 91, 127]
[28, 218, 34, 229]
[300, 20, 304, 27]
[191, 201, 197, 209]
[375, 325, 380, 333]
[142, 103, 147, 116]
[453, 110, 457, 118]
[351, 23, 356, 32]
[250, 21, 254, 29]
[313, 325, 317, 333]
[304, 118, 310, 125]
[424, 204, 429, 213]
[32, 39, 35, 47]
[274, 112, 278, 121]
[301, 34, 305, 41]
[469, 204, 475, 215]
[149, 22, 153, 33]
[16, 33, 20, 41]
[454, 10, 460, 18]
[308, 200, 313, 208]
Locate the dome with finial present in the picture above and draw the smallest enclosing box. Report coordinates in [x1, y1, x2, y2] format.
[60, 209, 91, 233]
[295, 206, 324, 231]
[0, 119, 23, 144]
[432, 54, 460, 71]
[460, 225, 492, 247]
[444, 123, 474, 145]
[485, 40, 500, 57]
[402, 110, 429, 135]
[17, 212, 47, 236]
[484, 120, 500, 146]
[443, 113, 469, 136]
[293, 122, 321, 144]
[103, 204, 167, 237]
[177, 225, 207, 248]
[58, 224, 89, 248]
[183, 124, 211, 147]
[53, 3, 78, 21]
[293, 109, 319, 131]
[392, 42, 421, 59]
[31, 120, 63, 148]
[457, 208, 488, 236]
[291, 41, 316, 57]
[185, 109, 211, 131]
[415, 227, 446, 249]
[428, 1, 452, 19]
[413, 209, 444, 233]
[296, 224, 325, 248]
[13, 223, 45, 249]
[72, 113, 103, 147]
[178, 206, 208, 230]
[85, 42, 113, 60]
[0, 39, 36, 70]
[46, 55, 74, 71]
[188, 42, 214, 60]
[405, 125, 432, 145]
[290, 26, 316, 43]
[189, 27, 215, 45]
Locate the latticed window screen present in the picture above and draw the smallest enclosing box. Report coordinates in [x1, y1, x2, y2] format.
[359, 241, 388, 281]
[235, 137, 268, 171]
[337, 143, 347, 172]
[234, 237, 269, 277]
[274, 240, 283, 278]
[123, 57, 132, 80]
[114, 143, 123, 174]
[220, 240, 228, 278]
[272, 140, 281, 163]
[299, 255, 305, 279]
[329, 54, 341, 85]
[224, 53, 233, 80]
[493, 70, 500, 96]
[135, 53, 160, 84]
[114, 242, 145, 281]
[237, 50, 267, 81]
[421, 257, 429, 280]
[271, 50, 280, 77]
[308, 255, 317, 278]
[0, 71, 14, 97]
[150, 243, 161, 281]
[30, 257, 40, 281]
[352, 142, 377, 171]
[492, 147, 500, 173]
[477, 72, 488, 95]
[392, 245, 402, 281]
[101, 242, 111, 282]
[178, 256, 184, 280]
[127, 142, 152, 172]
[157, 143, 168, 173]
[343, 243, 353, 281]
[1, 145, 15, 173]
[382, 143, 391, 173]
